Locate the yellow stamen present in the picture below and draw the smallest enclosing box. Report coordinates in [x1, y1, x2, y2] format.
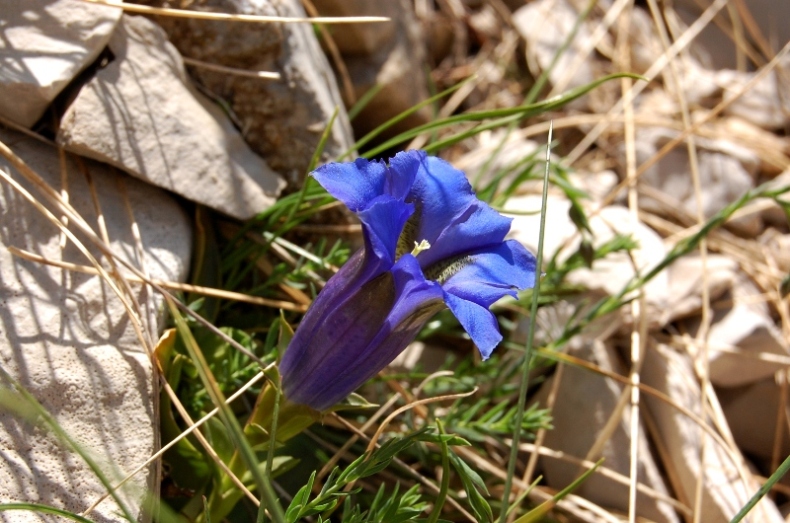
[411, 239, 431, 257]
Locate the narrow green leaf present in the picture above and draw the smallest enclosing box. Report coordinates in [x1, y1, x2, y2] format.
[512, 459, 603, 523]
[0, 503, 95, 523]
[449, 452, 493, 522]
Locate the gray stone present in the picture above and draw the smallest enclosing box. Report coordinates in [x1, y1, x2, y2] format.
[642, 341, 784, 523]
[685, 273, 789, 387]
[0, 127, 192, 521]
[662, 254, 738, 324]
[718, 54, 790, 132]
[506, 196, 670, 322]
[149, 0, 355, 186]
[630, 126, 761, 235]
[760, 168, 790, 228]
[536, 339, 680, 523]
[57, 14, 285, 219]
[513, 0, 601, 107]
[0, 0, 121, 127]
[719, 378, 790, 463]
[311, 0, 431, 140]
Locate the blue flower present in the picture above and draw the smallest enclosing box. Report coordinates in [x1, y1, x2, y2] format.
[279, 150, 536, 410]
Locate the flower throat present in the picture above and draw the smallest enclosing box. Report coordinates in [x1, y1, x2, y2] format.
[395, 201, 474, 284]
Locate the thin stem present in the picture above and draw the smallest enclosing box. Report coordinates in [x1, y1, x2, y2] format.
[498, 122, 553, 522]
[730, 453, 790, 523]
[427, 420, 451, 523]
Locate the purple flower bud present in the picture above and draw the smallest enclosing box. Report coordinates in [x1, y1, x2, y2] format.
[280, 150, 536, 410]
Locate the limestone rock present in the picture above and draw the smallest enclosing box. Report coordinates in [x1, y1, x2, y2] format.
[454, 133, 542, 192]
[630, 126, 761, 235]
[148, 0, 355, 186]
[57, 14, 285, 220]
[683, 272, 788, 387]
[642, 341, 784, 523]
[0, 0, 121, 127]
[719, 378, 790, 463]
[506, 196, 670, 320]
[760, 168, 790, 229]
[719, 57, 790, 131]
[671, 53, 790, 131]
[513, 0, 603, 107]
[0, 127, 192, 521]
[662, 254, 738, 324]
[312, 0, 431, 139]
[536, 339, 680, 523]
[760, 229, 790, 274]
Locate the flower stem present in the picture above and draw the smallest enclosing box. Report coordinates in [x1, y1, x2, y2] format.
[498, 123, 552, 522]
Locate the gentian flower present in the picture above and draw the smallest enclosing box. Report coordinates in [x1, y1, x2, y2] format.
[279, 150, 536, 411]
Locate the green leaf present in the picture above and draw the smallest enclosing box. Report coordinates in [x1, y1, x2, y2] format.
[449, 452, 493, 522]
[512, 459, 603, 523]
[285, 471, 316, 523]
[0, 503, 95, 523]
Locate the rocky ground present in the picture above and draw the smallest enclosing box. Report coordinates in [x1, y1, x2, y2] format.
[1, 0, 789, 522]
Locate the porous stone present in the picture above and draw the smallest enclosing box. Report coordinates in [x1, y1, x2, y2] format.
[513, 0, 603, 107]
[0, 127, 192, 521]
[0, 0, 121, 127]
[57, 14, 285, 219]
[146, 0, 355, 186]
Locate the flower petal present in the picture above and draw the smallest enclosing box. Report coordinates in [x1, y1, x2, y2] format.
[312, 157, 388, 211]
[440, 241, 536, 359]
[282, 255, 444, 411]
[323, 255, 444, 407]
[405, 154, 512, 267]
[443, 292, 502, 359]
[357, 196, 413, 272]
[420, 200, 513, 269]
[385, 150, 422, 200]
[440, 240, 537, 307]
[280, 269, 397, 409]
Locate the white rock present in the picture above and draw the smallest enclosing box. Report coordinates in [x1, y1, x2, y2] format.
[642, 341, 784, 523]
[719, 378, 790, 462]
[671, 52, 790, 131]
[683, 272, 788, 387]
[150, 0, 355, 185]
[661, 254, 738, 324]
[312, 0, 431, 139]
[0, 128, 192, 521]
[506, 196, 670, 318]
[760, 168, 790, 228]
[536, 339, 680, 523]
[56, 15, 285, 220]
[760, 228, 790, 274]
[513, 0, 602, 106]
[0, 0, 121, 127]
[454, 132, 542, 192]
[718, 57, 790, 130]
[630, 125, 761, 235]
[626, 6, 666, 75]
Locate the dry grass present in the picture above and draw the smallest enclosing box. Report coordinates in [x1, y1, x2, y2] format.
[1, 0, 789, 522]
